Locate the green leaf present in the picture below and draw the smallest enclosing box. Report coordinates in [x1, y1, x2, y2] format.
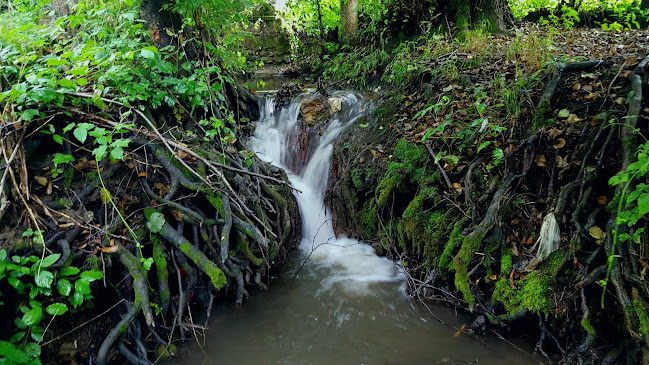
[52, 153, 75, 167]
[70, 290, 83, 308]
[75, 278, 91, 295]
[22, 306, 43, 327]
[146, 212, 166, 233]
[0, 341, 30, 363]
[59, 266, 80, 276]
[9, 331, 26, 343]
[46, 303, 68, 316]
[40, 254, 60, 268]
[46, 58, 67, 66]
[141, 49, 155, 59]
[57, 279, 73, 296]
[73, 127, 88, 143]
[58, 79, 75, 88]
[30, 326, 44, 342]
[34, 271, 54, 288]
[637, 192, 649, 216]
[76, 78, 88, 86]
[92, 145, 108, 161]
[52, 134, 63, 144]
[110, 146, 124, 161]
[79, 270, 103, 281]
[20, 109, 39, 121]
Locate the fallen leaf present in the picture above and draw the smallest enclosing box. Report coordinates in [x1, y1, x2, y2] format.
[177, 150, 188, 159]
[172, 210, 184, 221]
[567, 114, 581, 123]
[452, 182, 463, 194]
[597, 196, 608, 205]
[489, 274, 498, 281]
[46, 181, 53, 195]
[558, 109, 571, 118]
[535, 154, 546, 167]
[99, 245, 119, 253]
[556, 155, 569, 168]
[615, 97, 626, 105]
[589, 226, 606, 243]
[548, 128, 563, 138]
[34, 176, 48, 186]
[138, 172, 148, 178]
[553, 138, 566, 149]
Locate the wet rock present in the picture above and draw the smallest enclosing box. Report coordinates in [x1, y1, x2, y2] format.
[328, 97, 342, 113]
[300, 98, 329, 126]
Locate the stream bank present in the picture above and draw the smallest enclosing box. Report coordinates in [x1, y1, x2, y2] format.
[312, 28, 649, 363]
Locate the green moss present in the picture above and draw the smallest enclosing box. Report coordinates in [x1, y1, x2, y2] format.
[179, 242, 227, 289]
[359, 201, 379, 238]
[532, 98, 554, 130]
[375, 173, 403, 207]
[500, 252, 512, 274]
[633, 299, 649, 338]
[152, 240, 170, 307]
[206, 192, 225, 216]
[438, 218, 467, 271]
[581, 316, 596, 336]
[492, 271, 552, 315]
[453, 230, 486, 310]
[236, 232, 263, 266]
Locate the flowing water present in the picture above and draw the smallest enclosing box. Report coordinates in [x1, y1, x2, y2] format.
[170, 91, 538, 365]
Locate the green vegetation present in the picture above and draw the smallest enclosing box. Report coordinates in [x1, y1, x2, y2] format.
[0, 249, 103, 364]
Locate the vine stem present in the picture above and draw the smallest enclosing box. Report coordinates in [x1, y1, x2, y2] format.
[602, 159, 649, 308]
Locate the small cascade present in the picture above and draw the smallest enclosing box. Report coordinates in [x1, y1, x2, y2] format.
[248, 91, 404, 294]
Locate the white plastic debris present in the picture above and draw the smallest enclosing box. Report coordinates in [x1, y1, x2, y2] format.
[531, 212, 560, 261]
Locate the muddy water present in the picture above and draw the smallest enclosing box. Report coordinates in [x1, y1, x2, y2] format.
[170, 90, 538, 365]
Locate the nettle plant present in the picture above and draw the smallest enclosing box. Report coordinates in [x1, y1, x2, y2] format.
[0, 249, 103, 364]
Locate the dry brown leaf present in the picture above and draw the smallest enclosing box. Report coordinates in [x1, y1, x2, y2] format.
[535, 154, 546, 167]
[489, 274, 498, 281]
[553, 138, 566, 149]
[99, 245, 120, 253]
[548, 128, 563, 138]
[34, 176, 48, 186]
[172, 210, 184, 221]
[46, 181, 53, 195]
[511, 219, 520, 225]
[452, 182, 463, 194]
[138, 172, 148, 178]
[597, 196, 608, 205]
[556, 155, 569, 169]
[177, 150, 188, 159]
[567, 114, 581, 123]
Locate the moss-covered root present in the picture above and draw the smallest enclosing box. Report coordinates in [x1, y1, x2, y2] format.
[158, 222, 227, 289]
[453, 229, 486, 311]
[152, 240, 170, 316]
[96, 303, 138, 365]
[117, 247, 154, 326]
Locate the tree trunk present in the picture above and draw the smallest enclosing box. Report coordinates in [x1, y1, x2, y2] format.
[340, 0, 358, 44]
[477, 0, 512, 33]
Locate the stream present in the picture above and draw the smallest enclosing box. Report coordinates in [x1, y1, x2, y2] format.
[169, 90, 537, 365]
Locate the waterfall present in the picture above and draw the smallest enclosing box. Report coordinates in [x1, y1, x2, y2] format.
[248, 91, 404, 295]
